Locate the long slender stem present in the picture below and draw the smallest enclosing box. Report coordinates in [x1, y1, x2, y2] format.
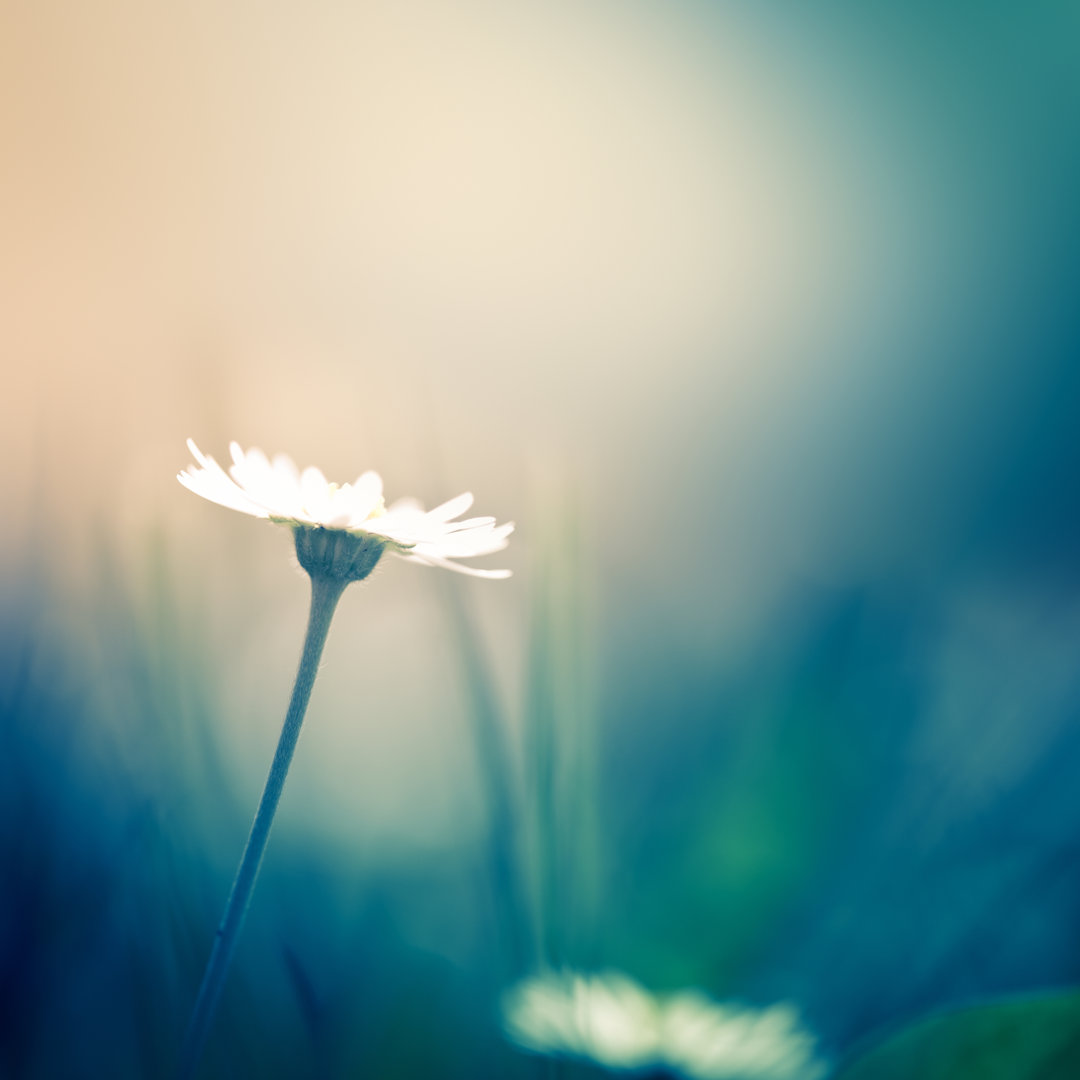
[178, 572, 347, 1080]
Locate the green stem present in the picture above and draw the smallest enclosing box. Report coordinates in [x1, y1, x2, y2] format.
[178, 572, 347, 1080]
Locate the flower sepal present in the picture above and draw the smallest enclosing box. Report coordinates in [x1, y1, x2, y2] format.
[294, 524, 387, 583]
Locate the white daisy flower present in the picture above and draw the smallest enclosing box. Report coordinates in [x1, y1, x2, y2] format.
[178, 439, 512, 581]
[502, 971, 828, 1080]
[177, 438, 513, 1076]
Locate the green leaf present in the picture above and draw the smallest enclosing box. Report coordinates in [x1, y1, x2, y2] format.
[834, 990, 1080, 1080]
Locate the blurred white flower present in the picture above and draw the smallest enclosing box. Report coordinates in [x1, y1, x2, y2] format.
[505, 971, 662, 1070]
[502, 971, 828, 1080]
[178, 439, 512, 579]
[660, 993, 827, 1080]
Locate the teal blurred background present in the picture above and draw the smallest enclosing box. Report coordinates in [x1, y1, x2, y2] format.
[3, 2, 1080, 1076]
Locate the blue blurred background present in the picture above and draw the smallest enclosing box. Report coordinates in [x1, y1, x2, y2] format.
[2, 2, 1080, 1076]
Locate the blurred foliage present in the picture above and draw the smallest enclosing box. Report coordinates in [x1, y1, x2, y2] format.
[834, 991, 1080, 1080]
[6, 519, 1080, 1078]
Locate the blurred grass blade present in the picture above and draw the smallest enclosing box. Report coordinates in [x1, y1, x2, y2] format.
[440, 572, 533, 979]
[523, 482, 599, 970]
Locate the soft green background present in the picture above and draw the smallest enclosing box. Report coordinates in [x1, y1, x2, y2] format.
[3, 2, 1080, 1077]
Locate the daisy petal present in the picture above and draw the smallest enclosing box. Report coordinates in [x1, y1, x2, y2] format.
[403, 552, 512, 579]
[178, 440, 511, 582]
[427, 492, 475, 523]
